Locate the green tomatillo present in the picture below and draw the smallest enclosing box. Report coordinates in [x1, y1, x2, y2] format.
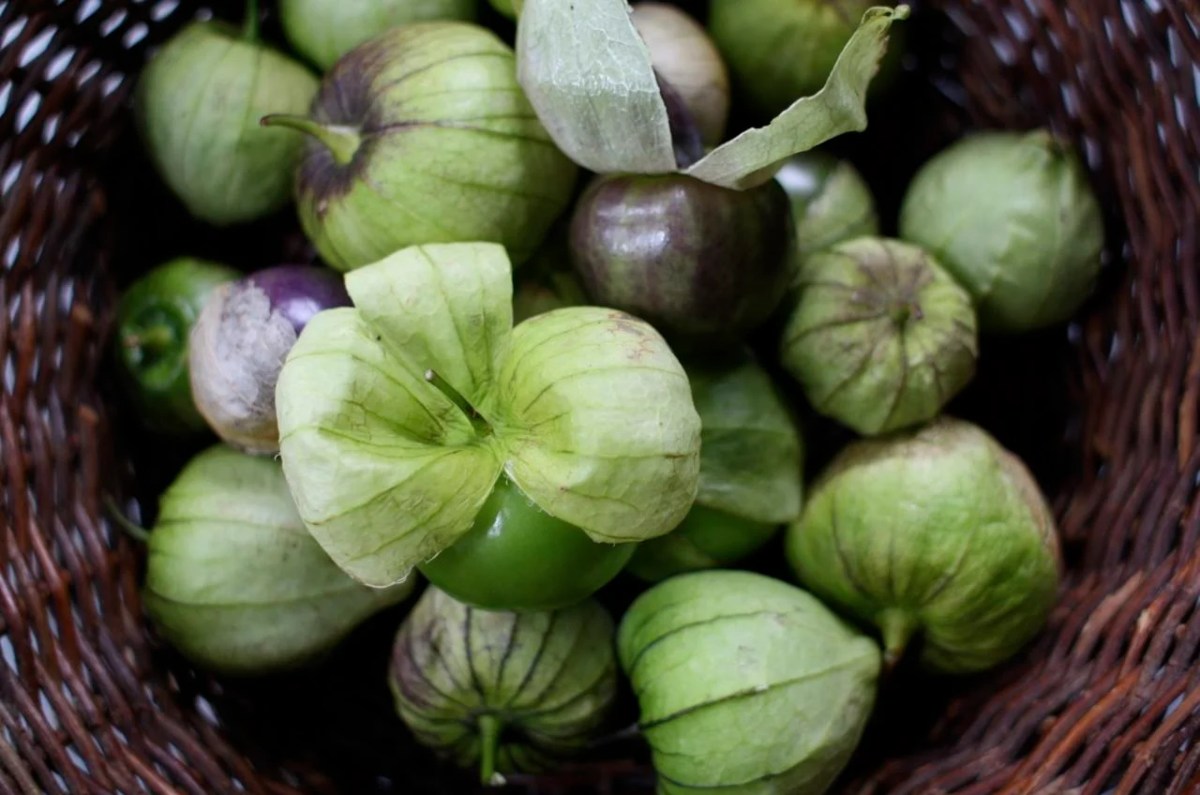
[275, 242, 701, 597]
[775, 151, 879, 258]
[419, 475, 636, 611]
[628, 506, 779, 583]
[136, 3, 319, 225]
[279, 0, 477, 71]
[143, 445, 411, 676]
[708, 0, 903, 118]
[899, 130, 1105, 332]
[263, 21, 577, 271]
[618, 570, 881, 794]
[781, 237, 978, 436]
[390, 587, 616, 785]
[116, 257, 238, 434]
[627, 353, 804, 581]
[786, 417, 1062, 673]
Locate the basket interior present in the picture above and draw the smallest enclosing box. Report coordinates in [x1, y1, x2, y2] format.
[1, 0, 1197, 793]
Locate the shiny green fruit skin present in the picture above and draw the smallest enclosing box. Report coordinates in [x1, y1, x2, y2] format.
[280, 0, 477, 70]
[899, 130, 1104, 332]
[709, 0, 894, 117]
[143, 446, 410, 676]
[117, 257, 239, 434]
[786, 418, 1061, 674]
[626, 504, 777, 582]
[569, 173, 796, 348]
[290, 22, 577, 271]
[136, 23, 318, 225]
[419, 476, 636, 611]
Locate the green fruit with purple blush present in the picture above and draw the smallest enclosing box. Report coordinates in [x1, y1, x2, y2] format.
[568, 173, 796, 348]
[263, 21, 577, 272]
[419, 476, 636, 611]
[189, 265, 351, 454]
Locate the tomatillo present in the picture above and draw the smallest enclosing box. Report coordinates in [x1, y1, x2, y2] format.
[625, 504, 776, 582]
[568, 173, 796, 349]
[419, 476, 636, 611]
[625, 353, 804, 582]
[117, 257, 238, 434]
[275, 243, 699, 593]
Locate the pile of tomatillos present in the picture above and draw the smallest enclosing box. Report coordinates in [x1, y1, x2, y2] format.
[116, 0, 1103, 791]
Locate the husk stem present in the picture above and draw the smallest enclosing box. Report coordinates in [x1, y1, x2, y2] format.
[478, 714, 505, 786]
[260, 115, 361, 166]
[242, 0, 259, 41]
[425, 370, 493, 436]
[103, 495, 151, 544]
[890, 302, 924, 325]
[879, 608, 917, 671]
[123, 325, 176, 352]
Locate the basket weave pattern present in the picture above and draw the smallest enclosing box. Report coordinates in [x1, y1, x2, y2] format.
[0, 0, 1196, 793]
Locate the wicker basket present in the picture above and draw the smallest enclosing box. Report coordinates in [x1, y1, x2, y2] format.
[2, 0, 1197, 792]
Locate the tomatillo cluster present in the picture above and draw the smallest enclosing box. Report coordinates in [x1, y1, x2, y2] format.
[115, 1, 1098, 791]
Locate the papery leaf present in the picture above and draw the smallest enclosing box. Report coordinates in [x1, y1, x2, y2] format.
[685, 6, 909, 189]
[515, 2, 906, 187]
[346, 242, 513, 414]
[497, 307, 701, 543]
[276, 307, 501, 588]
[516, 0, 676, 175]
[616, 571, 880, 794]
[689, 356, 803, 524]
